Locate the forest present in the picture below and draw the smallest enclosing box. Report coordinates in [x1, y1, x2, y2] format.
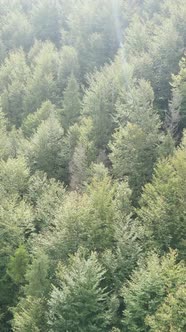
[0, 0, 186, 331]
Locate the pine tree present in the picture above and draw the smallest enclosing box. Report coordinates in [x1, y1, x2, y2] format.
[28, 114, 70, 182]
[48, 251, 110, 332]
[110, 80, 163, 203]
[138, 131, 186, 255]
[122, 250, 186, 332]
[62, 74, 81, 131]
[0, 50, 30, 126]
[24, 42, 59, 115]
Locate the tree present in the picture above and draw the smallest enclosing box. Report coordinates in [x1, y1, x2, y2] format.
[62, 74, 81, 131]
[12, 296, 47, 332]
[83, 55, 131, 149]
[0, 50, 30, 126]
[27, 171, 65, 232]
[102, 217, 142, 293]
[167, 56, 186, 140]
[22, 100, 59, 137]
[1, 11, 33, 52]
[0, 108, 10, 159]
[0, 184, 33, 331]
[24, 42, 59, 115]
[110, 80, 163, 203]
[0, 156, 29, 196]
[122, 250, 186, 332]
[30, 0, 62, 45]
[25, 252, 50, 298]
[124, 14, 151, 59]
[57, 45, 80, 93]
[149, 18, 183, 106]
[146, 285, 186, 332]
[62, 0, 124, 77]
[36, 165, 119, 262]
[137, 131, 186, 256]
[7, 245, 29, 285]
[28, 114, 69, 182]
[12, 251, 50, 332]
[48, 251, 111, 332]
[69, 143, 90, 190]
[69, 118, 96, 190]
[124, 5, 184, 108]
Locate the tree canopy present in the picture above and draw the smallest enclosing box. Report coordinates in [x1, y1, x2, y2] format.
[0, 0, 186, 331]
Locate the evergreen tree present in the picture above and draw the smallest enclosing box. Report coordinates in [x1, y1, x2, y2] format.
[1, 10, 33, 52]
[28, 114, 69, 182]
[62, 74, 81, 131]
[0, 50, 30, 126]
[24, 42, 59, 115]
[138, 131, 186, 256]
[110, 80, 163, 202]
[167, 56, 186, 140]
[57, 45, 80, 93]
[48, 251, 111, 332]
[22, 100, 59, 137]
[31, 0, 62, 45]
[83, 55, 131, 149]
[122, 250, 186, 332]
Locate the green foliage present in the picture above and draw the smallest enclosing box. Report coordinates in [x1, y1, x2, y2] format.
[12, 251, 49, 332]
[168, 56, 186, 139]
[83, 56, 130, 149]
[57, 45, 80, 93]
[124, 2, 184, 108]
[7, 245, 29, 284]
[28, 114, 69, 182]
[150, 19, 183, 105]
[31, 0, 61, 45]
[0, 1, 186, 331]
[27, 171, 65, 231]
[48, 251, 110, 332]
[39, 169, 117, 260]
[146, 285, 186, 331]
[0, 187, 33, 331]
[62, 0, 124, 77]
[62, 74, 81, 131]
[1, 10, 33, 51]
[0, 108, 10, 159]
[0, 156, 29, 196]
[25, 252, 50, 298]
[0, 50, 30, 126]
[69, 117, 96, 189]
[138, 131, 186, 256]
[22, 100, 59, 137]
[24, 42, 59, 115]
[110, 80, 163, 202]
[13, 296, 47, 332]
[122, 250, 186, 332]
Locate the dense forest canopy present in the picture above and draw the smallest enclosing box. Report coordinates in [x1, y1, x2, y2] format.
[0, 0, 186, 331]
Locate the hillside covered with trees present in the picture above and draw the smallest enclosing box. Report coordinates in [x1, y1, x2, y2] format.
[0, 0, 186, 331]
